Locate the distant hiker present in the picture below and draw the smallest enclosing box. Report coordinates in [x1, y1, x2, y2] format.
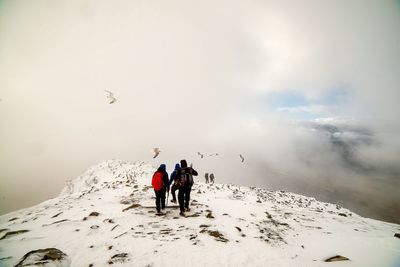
[205, 173, 209, 184]
[169, 163, 181, 203]
[151, 164, 169, 214]
[176, 159, 198, 216]
[210, 173, 215, 184]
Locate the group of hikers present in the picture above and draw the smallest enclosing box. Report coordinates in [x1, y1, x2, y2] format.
[204, 173, 215, 184]
[151, 159, 198, 216]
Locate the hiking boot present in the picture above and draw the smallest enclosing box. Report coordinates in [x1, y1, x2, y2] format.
[171, 199, 177, 203]
[179, 212, 185, 217]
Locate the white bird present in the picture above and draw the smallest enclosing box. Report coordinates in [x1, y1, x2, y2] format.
[153, 148, 161, 158]
[104, 90, 117, 104]
[239, 154, 245, 163]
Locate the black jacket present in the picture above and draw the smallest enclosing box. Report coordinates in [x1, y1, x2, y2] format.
[176, 167, 198, 187]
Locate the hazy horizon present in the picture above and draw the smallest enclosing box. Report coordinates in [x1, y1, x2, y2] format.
[1, 0, 399, 223]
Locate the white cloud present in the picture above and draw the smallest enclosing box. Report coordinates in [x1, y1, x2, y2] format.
[0, 0, 399, 221]
[277, 105, 338, 117]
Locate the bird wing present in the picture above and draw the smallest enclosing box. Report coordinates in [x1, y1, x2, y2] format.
[153, 148, 160, 158]
[105, 90, 117, 104]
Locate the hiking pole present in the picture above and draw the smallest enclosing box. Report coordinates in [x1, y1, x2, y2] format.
[166, 188, 169, 208]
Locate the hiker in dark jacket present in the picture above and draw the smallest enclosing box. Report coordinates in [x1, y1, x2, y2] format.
[152, 164, 169, 214]
[205, 173, 209, 184]
[169, 163, 181, 203]
[177, 159, 198, 216]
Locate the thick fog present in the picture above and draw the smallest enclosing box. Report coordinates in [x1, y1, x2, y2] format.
[1, 0, 399, 223]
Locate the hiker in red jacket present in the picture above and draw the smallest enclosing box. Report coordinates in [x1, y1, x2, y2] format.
[151, 164, 169, 214]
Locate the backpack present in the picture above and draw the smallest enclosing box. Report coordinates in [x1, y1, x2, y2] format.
[152, 171, 163, 191]
[175, 168, 194, 188]
[187, 173, 194, 186]
[175, 169, 189, 188]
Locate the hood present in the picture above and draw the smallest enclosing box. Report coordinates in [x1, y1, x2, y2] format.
[174, 163, 181, 170]
[158, 164, 166, 172]
[180, 160, 187, 168]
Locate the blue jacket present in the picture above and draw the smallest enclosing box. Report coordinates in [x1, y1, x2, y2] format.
[169, 163, 181, 184]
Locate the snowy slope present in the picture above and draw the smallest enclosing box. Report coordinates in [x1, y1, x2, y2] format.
[0, 159, 399, 267]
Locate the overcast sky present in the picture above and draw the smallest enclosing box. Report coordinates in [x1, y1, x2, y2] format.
[1, 0, 399, 222]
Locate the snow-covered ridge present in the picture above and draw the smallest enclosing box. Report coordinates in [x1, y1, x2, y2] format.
[60, 159, 154, 196]
[0, 159, 399, 267]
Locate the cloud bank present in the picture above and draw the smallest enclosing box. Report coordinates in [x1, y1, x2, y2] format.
[0, 0, 399, 222]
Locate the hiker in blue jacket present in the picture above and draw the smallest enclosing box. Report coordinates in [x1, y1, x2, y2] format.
[169, 163, 180, 203]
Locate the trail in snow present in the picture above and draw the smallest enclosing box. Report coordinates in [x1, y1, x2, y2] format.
[0, 159, 399, 266]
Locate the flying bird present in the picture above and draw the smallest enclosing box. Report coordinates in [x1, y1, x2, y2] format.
[239, 154, 245, 163]
[104, 90, 117, 104]
[153, 148, 161, 158]
[197, 152, 204, 159]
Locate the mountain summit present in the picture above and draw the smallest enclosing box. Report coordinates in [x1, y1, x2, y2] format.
[1, 159, 399, 266]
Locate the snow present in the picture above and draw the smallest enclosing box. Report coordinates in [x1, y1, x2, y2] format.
[1, 159, 399, 266]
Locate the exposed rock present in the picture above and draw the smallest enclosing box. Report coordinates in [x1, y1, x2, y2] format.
[120, 199, 132, 205]
[108, 253, 129, 264]
[51, 219, 69, 225]
[113, 232, 127, 239]
[122, 203, 142, 212]
[186, 212, 201, 218]
[51, 212, 63, 218]
[324, 255, 350, 262]
[0, 230, 29, 240]
[14, 248, 70, 267]
[89, 212, 100, 217]
[200, 229, 228, 242]
[394, 233, 400, 239]
[206, 212, 215, 219]
[207, 230, 229, 242]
